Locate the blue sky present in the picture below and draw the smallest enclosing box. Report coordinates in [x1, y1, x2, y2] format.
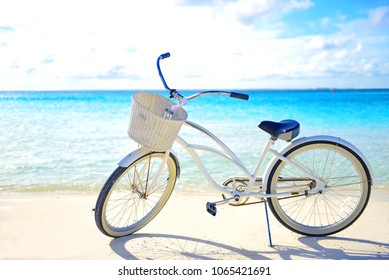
[0, 0, 388, 90]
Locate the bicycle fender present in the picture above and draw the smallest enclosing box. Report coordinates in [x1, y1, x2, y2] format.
[117, 147, 151, 167]
[117, 148, 181, 177]
[262, 135, 374, 191]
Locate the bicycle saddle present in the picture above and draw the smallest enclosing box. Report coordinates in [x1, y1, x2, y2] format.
[258, 119, 300, 141]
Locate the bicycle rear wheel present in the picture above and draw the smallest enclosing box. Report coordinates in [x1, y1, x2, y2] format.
[95, 152, 179, 237]
[266, 140, 371, 236]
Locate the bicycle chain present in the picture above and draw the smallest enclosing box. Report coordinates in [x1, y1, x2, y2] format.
[223, 176, 312, 207]
[231, 193, 306, 207]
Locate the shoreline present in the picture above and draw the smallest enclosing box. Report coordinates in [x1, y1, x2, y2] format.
[2, 183, 389, 194]
[0, 188, 388, 260]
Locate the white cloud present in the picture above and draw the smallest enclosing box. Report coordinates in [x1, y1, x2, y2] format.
[369, 5, 389, 25]
[0, 0, 388, 90]
[230, 0, 313, 24]
[178, 0, 313, 25]
[305, 35, 353, 50]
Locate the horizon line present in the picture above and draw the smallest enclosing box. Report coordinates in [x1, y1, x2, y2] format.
[1, 87, 389, 92]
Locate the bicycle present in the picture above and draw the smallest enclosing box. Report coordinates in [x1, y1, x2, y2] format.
[94, 53, 373, 245]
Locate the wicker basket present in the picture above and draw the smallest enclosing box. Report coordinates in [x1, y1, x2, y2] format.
[127, 92, 188, 151]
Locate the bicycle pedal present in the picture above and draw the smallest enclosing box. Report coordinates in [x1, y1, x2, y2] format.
[206, 202, 217, 216]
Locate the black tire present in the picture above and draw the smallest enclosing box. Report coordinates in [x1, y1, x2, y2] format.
[95, 152, 179, 237]
[266, 140, 371, 236]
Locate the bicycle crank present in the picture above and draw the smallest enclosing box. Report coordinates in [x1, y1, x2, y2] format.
[221, 177, 253, 205]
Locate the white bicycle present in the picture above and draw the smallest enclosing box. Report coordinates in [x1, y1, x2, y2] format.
[95, 53, 373, 243]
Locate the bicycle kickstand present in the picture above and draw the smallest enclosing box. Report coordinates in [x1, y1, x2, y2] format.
[263, 199, 274, 247]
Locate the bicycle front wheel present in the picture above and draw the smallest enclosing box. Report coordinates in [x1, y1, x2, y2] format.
[266, 140, 371, 236]
[95, 152, 179, 237]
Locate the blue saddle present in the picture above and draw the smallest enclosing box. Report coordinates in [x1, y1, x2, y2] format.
[258, 120, 300, 141]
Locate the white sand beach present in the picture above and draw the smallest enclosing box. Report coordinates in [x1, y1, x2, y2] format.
[0, 188, 388, 260]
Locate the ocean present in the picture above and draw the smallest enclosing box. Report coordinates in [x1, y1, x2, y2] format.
[0, 89, 388, 192]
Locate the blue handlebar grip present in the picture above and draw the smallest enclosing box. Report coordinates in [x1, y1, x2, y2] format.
[230, 92, 249, 100]
[160, 52, 171, 59]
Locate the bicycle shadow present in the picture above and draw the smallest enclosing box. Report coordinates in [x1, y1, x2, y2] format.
[109, 233, 389, 260]
[109, 233, 271, 260]
[274, 236, 389, 260]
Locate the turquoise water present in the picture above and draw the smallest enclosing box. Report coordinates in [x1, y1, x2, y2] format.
[0, 89, 388, 192]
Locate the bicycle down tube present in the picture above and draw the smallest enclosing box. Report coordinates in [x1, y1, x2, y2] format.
[173, 120, 326, 199]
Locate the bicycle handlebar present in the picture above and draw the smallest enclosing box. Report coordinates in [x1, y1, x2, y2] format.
[159, 52, 171, 60]
[157, 52, 249, 107]
[157, 52, 174, 93]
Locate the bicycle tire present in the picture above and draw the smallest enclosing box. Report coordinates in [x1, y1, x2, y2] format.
[266, 140, 371, 236]
[95, 152, 179, 237]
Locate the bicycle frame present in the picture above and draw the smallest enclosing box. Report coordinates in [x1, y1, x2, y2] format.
[172, 120, 327, 199]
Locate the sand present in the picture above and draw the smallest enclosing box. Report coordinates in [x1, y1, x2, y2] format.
[0, 188, 388, 260]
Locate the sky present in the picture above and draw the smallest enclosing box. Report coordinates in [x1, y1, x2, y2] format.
[0, 0, 389, 90]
